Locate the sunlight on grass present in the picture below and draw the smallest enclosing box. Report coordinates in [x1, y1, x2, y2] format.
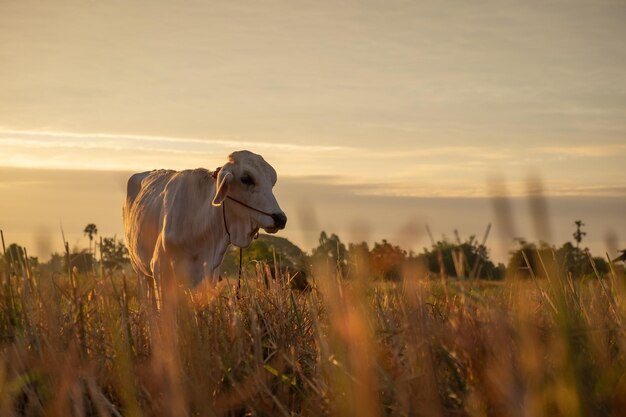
[0, 238, 625, 416]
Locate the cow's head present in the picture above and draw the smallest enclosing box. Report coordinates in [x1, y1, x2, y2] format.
[212, 150, 287, 247]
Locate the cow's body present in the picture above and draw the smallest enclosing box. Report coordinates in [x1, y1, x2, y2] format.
[123, 151, 286, 294]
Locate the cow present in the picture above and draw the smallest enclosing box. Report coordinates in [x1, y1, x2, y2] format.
[123, 150, 287, 301]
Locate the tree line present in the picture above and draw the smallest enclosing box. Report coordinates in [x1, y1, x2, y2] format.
[220, 220, 615, 284]
[0, 220, 618, 283]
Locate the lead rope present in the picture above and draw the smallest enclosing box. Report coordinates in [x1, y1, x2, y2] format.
[214, 168, 241, 296]
[213, 166, 271, 297]
[214, 167, 267, 298]
[238, 247, 243, 294]
[221, 198, 242, 297]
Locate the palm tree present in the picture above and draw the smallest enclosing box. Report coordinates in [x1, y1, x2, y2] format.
[572, 220, 586, 248]
[83, 223, 98, 255]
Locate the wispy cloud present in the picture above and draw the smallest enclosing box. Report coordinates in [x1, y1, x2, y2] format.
[4, 129, 623, 163]
[534, 145, 626, 158]
[2, 129, 625, 197]
[0, 129, 349, 153]
[0, 129, 355, 172]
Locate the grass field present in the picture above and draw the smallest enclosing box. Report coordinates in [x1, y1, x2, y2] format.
[1, 245, 625, 417]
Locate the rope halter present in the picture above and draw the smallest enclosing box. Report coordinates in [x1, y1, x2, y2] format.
[211, 166, 273, 239]
[212, 166, 271, 293]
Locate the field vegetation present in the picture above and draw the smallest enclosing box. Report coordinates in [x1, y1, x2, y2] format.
[0, 224, 624, 417]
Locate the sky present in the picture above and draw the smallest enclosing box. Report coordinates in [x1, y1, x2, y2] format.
[1, 0, 625, 262]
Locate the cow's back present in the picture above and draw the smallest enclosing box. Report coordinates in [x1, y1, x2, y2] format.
[123, 170, 176, 277]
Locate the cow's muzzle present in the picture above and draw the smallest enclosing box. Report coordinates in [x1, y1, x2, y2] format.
[269, 212, 287, 231]
[271, 212, 287, 229]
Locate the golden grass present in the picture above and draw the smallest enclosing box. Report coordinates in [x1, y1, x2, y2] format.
[1, 251, 625, 417]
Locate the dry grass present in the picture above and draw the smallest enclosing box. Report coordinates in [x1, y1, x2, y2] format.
[1, 249, 625, 417]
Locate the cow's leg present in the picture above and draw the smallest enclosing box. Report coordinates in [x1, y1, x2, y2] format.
[209, 266, 220, 287]
[149, 241, 185, 416]
[169, 247, 208, 288]
[151, 239, 176, 311]
[146, 273, 161, 310]
[186, 258, 205, 287]
[136, 272, 157, 309]
[155, 254, 183, 315]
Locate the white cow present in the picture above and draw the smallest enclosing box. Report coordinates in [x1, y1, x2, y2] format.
[123, 151, 287, 296]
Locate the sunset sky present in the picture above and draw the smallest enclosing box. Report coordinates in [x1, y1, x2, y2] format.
[1, 0, 625, 261]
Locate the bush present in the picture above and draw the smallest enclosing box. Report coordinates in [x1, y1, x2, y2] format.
[369, 239, 406, 281]
[220, 234, 309, 289]
[420, 234, 503, 280]
[507, 240, 609, 279]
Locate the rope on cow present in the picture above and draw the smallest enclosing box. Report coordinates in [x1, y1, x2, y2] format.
[213, 166, 264, 298]
[237, 247, 243, 297]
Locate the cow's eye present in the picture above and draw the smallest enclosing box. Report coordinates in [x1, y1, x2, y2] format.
[241, 175, 255, 186]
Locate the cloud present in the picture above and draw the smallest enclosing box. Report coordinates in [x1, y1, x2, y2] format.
[0, 129, 350, 153]
[0, 129, 355, 172]
[2, 128, 625, 198]
[533, 145, 626, 158]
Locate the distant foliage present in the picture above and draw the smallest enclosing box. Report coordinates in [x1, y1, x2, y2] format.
[100, 237, 130, 269]
[5, 222, 613, 286]
[370, 239, 407, 281]
[558, 241, 609, 277]
[66, 249, 96, 274]
[311, 231, 348, 276]
[83, 223, 99, 254]
[420, 235, 503, 280]
[220, 234, 309, 288]
[346, 241, 371, 279]
[312, 233, 410, 281]
[507, 239, 609, 279]
[1, 243, 38, 275]
[34, 236, 131, 275]
[573, 220, 586, 248]
[39, 252, 65, 275]
[311, 231, 504, 281]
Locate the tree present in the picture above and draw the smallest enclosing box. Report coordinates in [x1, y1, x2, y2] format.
[311, 231, 348, 276]
[221, 238, 275, 276]
[100, 237, 130, 269]
[38, 252, 65, 275]
[2, 243, 38, 275]
[260, 234, 309, 273]
[67, 250, 96, 274]
[347, 241, 370, 279]
[556, 242, 608, 277]
[506, 240, 551, 279]
[507, 240, 609, 279]
[220, 234, 309, 288]
[370, 239, 406, 281]
[83, 223, 98, 254]
[422, 235, 503, 280]
[573, 220, 586, 248]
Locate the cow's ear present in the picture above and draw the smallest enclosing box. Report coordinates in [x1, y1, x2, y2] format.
[212, 170, 233, 206]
